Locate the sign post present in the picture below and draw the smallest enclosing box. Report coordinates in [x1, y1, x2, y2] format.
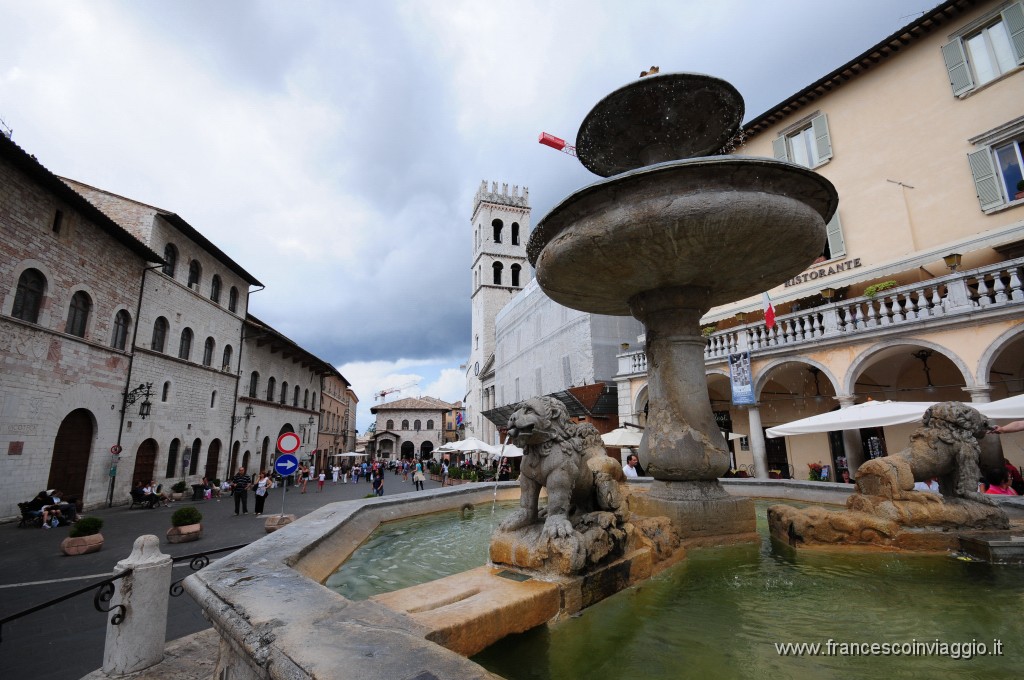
[275, 433, 301, 517]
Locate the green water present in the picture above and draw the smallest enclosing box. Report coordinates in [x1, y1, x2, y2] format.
[328, 501, 1024, 679]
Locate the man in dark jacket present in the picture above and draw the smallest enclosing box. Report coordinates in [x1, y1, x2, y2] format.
[231, 467, 252, 515]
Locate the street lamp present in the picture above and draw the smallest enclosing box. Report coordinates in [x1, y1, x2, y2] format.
[123, 382, 154, 420]
[942, 253, 962, 272]
[232, 404, 255, 424]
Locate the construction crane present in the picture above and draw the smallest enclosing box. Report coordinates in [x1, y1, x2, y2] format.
[375, 380, 419, 403]
[538, 132, 577, 157]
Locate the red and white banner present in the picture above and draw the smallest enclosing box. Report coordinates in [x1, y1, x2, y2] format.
[762, 292, 776, 329]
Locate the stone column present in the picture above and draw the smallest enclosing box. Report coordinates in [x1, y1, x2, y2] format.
[964, 385, 1003, 472]
[746, 404, 769, 479]
[103, 535, 172, 676]
[836, 396, 865, 475]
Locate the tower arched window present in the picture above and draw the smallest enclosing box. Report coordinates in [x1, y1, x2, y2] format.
[266, 377, 276, 401]
[202, 337, 215, 366]
[162, 381, 171, 402]
[492, 261, 503, 285]
[222, 344, 232, 370]
[312, 393, 317, 410]
[280, 381, 288, 404]
[210, 275, 222, 303]
[228, 287, 239, 313]
[178, 327, 193, 360]
[162, 244, 178, 277]
[152, 317, 168, 352]
[249, 371, 260, 398]
[304, 389, 309, 409]
[187, 260, 201, 289]
[13, 269, 45, 323]
[426, 419, 434, 430]
[111, 309, 131, 350]
[65, 291, 91, 337]
[511, 264, 522, 287]
[402, 420, 410, 430]
[414, 419, 421, 430]
[386, 419, 394, 430]
[492, 219, 503, 243]
[511, 222, 520, 245]
[293, 385, 300, 407]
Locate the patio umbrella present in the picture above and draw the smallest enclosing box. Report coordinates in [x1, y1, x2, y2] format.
[602, 428, 643, 447]
[978, 394, 1024, 421]
[766, 400, 937, 438]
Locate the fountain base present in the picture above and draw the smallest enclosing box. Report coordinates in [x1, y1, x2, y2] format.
[631, 480, 757, 542]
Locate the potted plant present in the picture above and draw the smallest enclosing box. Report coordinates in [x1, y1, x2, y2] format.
[170, 480, 188, 500]
[863, 280, 897, 298]
[167, 506, 203, 544]
[62, 517, 104, 556]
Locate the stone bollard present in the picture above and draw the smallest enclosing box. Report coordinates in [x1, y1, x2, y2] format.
[102, 535, 172, 676]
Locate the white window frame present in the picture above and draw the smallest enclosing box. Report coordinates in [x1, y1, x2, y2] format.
[968, 115, 1024, 211]
[772, 112, 833, 169]
[941, 2, 1024, 97]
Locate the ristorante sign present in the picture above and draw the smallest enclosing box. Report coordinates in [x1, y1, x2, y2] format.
[783, 258, 862, 287]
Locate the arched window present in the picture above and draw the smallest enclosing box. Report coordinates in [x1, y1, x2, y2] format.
[386, 419, 394, 430]
[210, 275, 222, 303]
[162, 244, 178, 277]
[511, 222, 520, 245]
[178, 327, 193, 360]
[304, 389, 309, 409]
[249, 371, 260, 398]
[311, 393, 317, 410]
[152, 317, 168, 352]
[266, 377, 276, 401]
[222, 345, 232, 370]
[414, 419, 421, 430]
[511, 263, 522, 287]
[426, 419, 434, 430]
[190, 438, 201, 475]
[402, 419, 410, 430]
[280, 381, 288, 404]
[210, 390, 217, 408]
[162, 381, 171, 402]
[65, 291, 91, 337]
[492, 261, 503, 285]
[13, 269, 45, 323]
[167, 438, 180, 478]
[228, 287, 239, 313]
[202, 337, 215, 366]
[187, 260, 201, 289]
[293, 385, 300, 407]
[492, 218, 503, 243]
[111, 309, 131, 350]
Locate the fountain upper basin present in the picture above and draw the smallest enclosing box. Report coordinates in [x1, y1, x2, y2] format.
[527, 155, 838, 316]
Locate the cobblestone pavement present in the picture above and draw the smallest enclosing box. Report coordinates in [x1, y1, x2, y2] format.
[0, 472, 448, 680]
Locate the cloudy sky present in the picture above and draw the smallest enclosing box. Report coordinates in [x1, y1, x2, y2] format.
[1, 0, 934, 431]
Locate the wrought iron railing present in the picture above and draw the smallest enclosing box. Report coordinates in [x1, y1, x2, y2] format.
[169, 543, 250, 596]
[0, 568, 132, 643]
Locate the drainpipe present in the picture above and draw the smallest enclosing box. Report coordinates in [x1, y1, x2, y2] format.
[110, 264, 164, 507]
[226, 284, 264, 480]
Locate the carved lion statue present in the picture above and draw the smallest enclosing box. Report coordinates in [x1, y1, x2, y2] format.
[499, 396, 626, 539]
[855, 401, 995, 506]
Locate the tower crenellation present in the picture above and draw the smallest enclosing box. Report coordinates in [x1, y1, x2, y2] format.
[474, 179, 529, 215]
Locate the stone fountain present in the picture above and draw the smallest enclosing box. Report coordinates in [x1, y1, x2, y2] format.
[527, 72, 838, 540]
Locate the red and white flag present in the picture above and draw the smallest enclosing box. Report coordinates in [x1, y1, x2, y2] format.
[762, 292, 776, 329]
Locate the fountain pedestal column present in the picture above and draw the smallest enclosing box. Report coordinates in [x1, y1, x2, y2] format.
[627, 286, 756, 540]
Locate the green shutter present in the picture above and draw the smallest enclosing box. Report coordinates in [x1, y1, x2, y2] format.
[811, 113, 833, 163]
[1003, 2, 1024, 64]
[967, 148, 1003, 211]
[941, 39, 974, 96]
[826, 213, 845, 259]
[772, 136, 789, 161]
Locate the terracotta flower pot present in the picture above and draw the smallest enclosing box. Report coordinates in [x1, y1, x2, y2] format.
[166, 523, 203, 544]
[61, 533, 104, 556]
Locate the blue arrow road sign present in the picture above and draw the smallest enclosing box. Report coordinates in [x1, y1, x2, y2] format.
[275, 454, 299, 476]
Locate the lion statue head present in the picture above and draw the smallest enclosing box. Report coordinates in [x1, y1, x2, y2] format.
[507, 396, 575, 448]
[921, 401, 991, 445]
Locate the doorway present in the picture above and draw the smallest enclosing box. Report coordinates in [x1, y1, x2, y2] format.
[132, 438, 158, 488]
[49, 409, 95, 504]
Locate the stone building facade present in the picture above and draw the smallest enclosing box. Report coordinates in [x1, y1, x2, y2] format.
[370, 396, 453, 460]
[318, 373, 354, 462]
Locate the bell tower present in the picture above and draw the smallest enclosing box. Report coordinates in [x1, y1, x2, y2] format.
[466, 180, 530, 444]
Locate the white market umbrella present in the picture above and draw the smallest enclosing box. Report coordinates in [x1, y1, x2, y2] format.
[437, 438, 493, 453]
[766, 400, 937, 438]
[978, 394, 1024, 421]
[494, 443, 524, 458]
[331, 452, 367, 458]
[602, 428, 643, 447]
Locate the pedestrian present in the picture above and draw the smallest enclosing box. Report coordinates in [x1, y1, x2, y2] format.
[402, 461, 409, 483]
[299, 464, 309, 494]
[253, 471, 270, 516]
[353, 465, 360, 484]
[372, 474, 384, 497]
[441, 460, 449, 486]
[332, 464, 340, 484]
[342, 463, 349, 483]
[231, 466, 252, 515]
[622, 454, 640, 479]
[413, 466, 425, 491]
[317, 470, 326, 492]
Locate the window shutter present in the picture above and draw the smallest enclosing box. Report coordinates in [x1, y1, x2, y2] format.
[967, 148, 1003, 210]
[940, 39, 974, 96]
[825, 213, 846, 259]
[1003, 2, 1024, 64]
[811, 113, 833, 163]
[772, 136, 789, 161]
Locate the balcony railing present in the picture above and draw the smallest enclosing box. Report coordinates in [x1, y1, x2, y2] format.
[618, 256, 1024, 374]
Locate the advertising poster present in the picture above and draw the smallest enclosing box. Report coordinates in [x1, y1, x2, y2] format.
[729, 351, 754, 405]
